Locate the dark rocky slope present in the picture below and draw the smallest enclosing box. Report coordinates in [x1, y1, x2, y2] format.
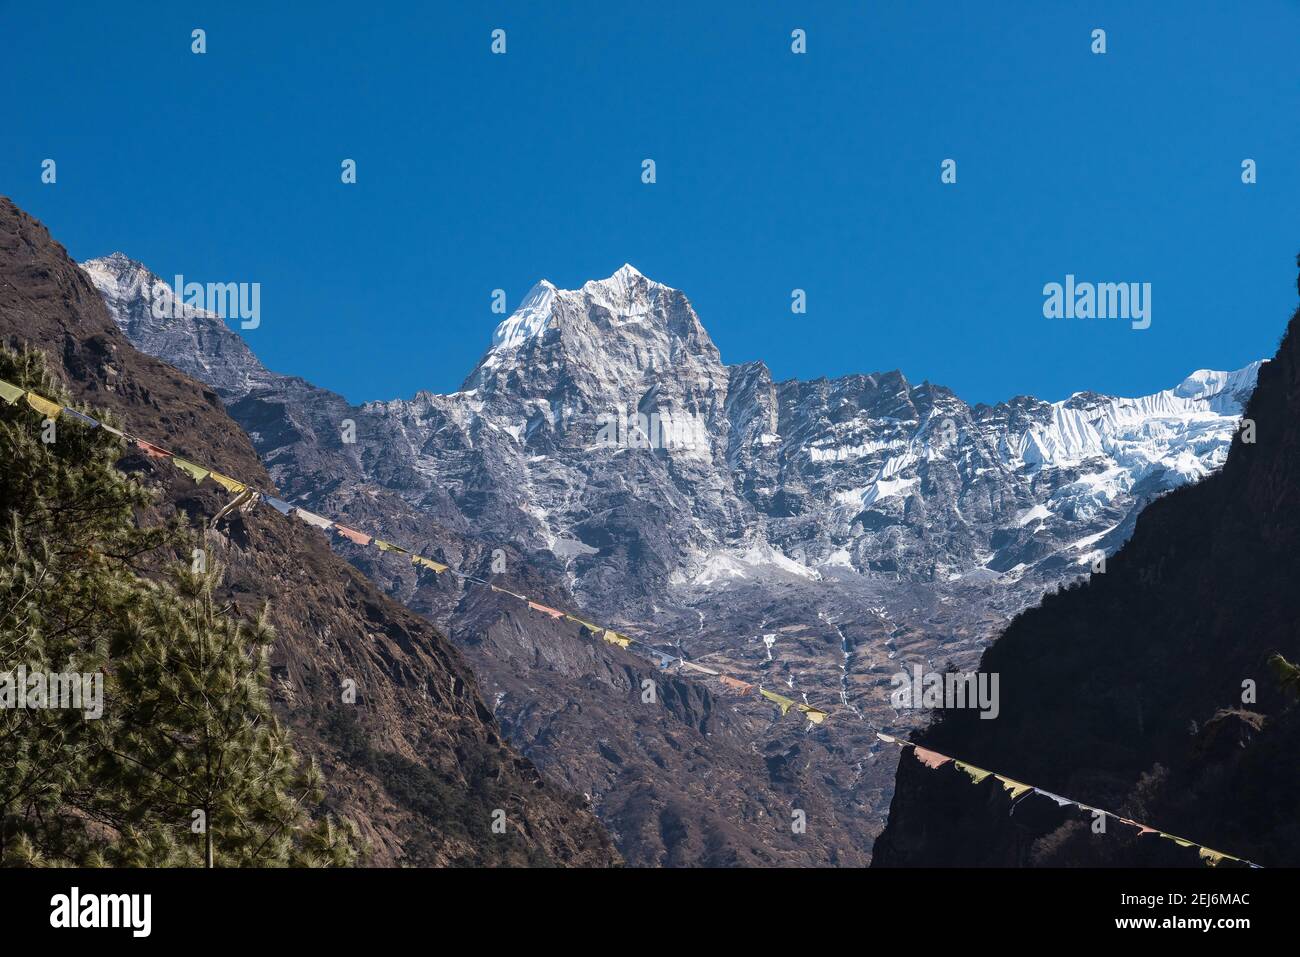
[873, 257, 1300, 867]
[0, 196, 618, 866]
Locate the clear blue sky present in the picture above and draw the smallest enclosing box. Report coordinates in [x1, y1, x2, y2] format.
[3, 1, 1297, 405]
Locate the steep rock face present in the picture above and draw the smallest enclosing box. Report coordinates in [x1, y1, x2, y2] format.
[80, 252, 1262, 865]
[0, 197, 618, 867]
[873, 261, 1300, 867]
[78, 252, 279, 398]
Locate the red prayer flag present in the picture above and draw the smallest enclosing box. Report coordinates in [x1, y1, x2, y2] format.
[136, 439, 172, 459]
[528, 601, 567, 620]
[335, 525, 372, 546]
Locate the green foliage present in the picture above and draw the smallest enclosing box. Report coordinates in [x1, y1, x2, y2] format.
[1, 347, 355, 866]
[1268, 653, 1300, 701]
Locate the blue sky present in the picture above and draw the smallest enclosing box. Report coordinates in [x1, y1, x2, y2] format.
[3, 1, 1297, 406]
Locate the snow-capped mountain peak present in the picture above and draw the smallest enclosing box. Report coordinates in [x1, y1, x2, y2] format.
[1173, 363, 1263, 403]
[488, 265, 671, 351]
[492, 279, 558, 349]
[79, 253, 273, 398]
[468, 264, 720, 394]
[81, 251, 157, 303]
[579, 262, 671, 315]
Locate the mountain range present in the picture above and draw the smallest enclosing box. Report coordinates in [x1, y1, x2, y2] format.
[79, 250, 1263, 865]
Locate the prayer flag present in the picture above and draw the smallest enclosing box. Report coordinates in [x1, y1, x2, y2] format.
[294, 508, 333, 530]
[913, 746, 953, 770]
[761, 688, 795, 715]
[335, 525, 372, 546]
[210, 471, 247, 494]
[136, 439, 172, 459]
[25, 393, 62, 419]
[1198, 848, 1238, 867]
[798, 703, 829, 724]
[528, 601, 566, 619]
[62, 409, 100, 429]
[679, 661, 720, 676]
[375, 539, 408, 554]
[719, 675, 755, 695]
[0, 379, 25, 405]
[602, 629, 632, 649]
[994, 774, 1032, 798]
[564, 614, 601, 633]
[956, 761, 992, 784]
[1032, 788, 1073, 808]
[264, 495, 294, 515]
[172, 457, 210, 483]
[412, 554, 449, 574]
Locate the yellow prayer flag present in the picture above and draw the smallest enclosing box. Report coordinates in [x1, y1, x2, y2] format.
[210, 472, 247, 494]
[955, 761, 992, 784]
[995, 775, 1032, 799]
[25, 393, 62, 420]
[412, 554, 448, 574]
[797, 703, 828, 724]
[172, 457, 210, 483]
[761, 688, 795, 715]
[0, 379, 25, 405]
[375, 539, 408, 554]
[564, 614, 601, 633]
[1197, 847, 1239, 867]
[601, 629, 632, 649]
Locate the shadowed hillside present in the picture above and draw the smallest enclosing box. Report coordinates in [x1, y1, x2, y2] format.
[873, 256, 1300, 868]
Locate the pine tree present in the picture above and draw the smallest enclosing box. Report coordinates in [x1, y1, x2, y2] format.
[1, 347, 356, 866]
[102, 553, 357, 867]
[1, 346, 169, 864]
